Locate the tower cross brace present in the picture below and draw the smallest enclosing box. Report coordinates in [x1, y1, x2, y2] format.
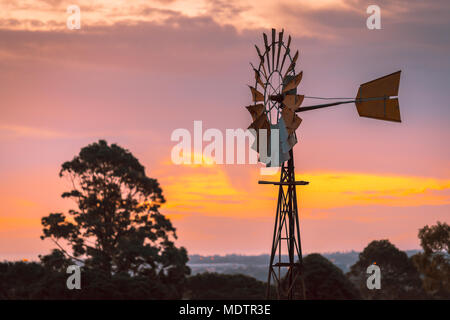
[260, 149, 308, 299]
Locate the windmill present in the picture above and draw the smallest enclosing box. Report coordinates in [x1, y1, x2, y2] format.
[245, 28, 402, 300]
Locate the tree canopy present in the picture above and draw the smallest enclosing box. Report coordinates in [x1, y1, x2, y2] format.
[348, 240, 425, 299]
[186, 272, 266, 299]
[39, 140, 189, 298]
[412, 221, 450, 299]
[284, 254, 360, 300]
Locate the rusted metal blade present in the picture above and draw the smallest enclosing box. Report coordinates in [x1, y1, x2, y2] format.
[251, 62, 266, 83]
[254, 45, 266, 78]
[282, 71, 303, 93]
[284, 50, 299, 78]
[246, 104, 265, 121]
[280, 35, 291, 73]
[276, 29, 283, 70]
[263, 33, 271, 73]
[271, 28, 276, 72]
[248, 113, 270, 130]
[261, 65, 268, 81]
[255, 44, 264, 63]
[283, 94, 304, 111]
[281, 107, 302, 135]
[248, 113, 271, 153]
[249, 85, 265, 102]
[255, 45, 268, 80]
[254, 68, 265, 89]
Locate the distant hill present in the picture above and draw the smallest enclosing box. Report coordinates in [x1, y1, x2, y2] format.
[188, 250, 420, 282]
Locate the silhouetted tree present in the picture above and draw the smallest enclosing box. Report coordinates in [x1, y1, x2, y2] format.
[0, 261, 49, 299]
[39, 140, 189, 298]
[283, 254, 360, 300]
[348, 240, 425, 299]
[0, 261, 179, 299]
[186, 273, 266, 299]
[412, 221, 450, 299]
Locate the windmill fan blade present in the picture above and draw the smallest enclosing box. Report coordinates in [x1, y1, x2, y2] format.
[282, 71, 303, 94]
[255, 45, 268, 79]
[271, 28, 276, 72]
[255, 45, 264, 63]
[276, 29, 283, 70]
[290, 118, 302, 135]
[263, 33, 271, 72]
[283, 94, 304, 111]
[281, 107, 302, 135]
[248, 113, 271, 154]
[246, 104, 265, 121]
[292, 50, 299, 64]
[249, 86, 264, 102]
[261, 65, 268, 80]
[254, 69, 265, 88]
[355, 70, 401, 122]
[284, 50, 299, 78]
[280, 35, 291, 73]
[248, 113, 270, 131]
[287, 133, 298, 149]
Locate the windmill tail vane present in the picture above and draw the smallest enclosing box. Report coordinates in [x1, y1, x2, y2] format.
[297, 70, 402, 123]
[244, 28, 402, 300]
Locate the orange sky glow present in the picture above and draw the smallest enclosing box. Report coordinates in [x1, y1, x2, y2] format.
[0, 0, 449, 260]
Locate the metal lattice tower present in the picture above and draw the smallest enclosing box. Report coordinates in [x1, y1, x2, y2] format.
[263, 150, 308, 299]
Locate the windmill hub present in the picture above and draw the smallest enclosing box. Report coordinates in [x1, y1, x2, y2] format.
[268, 94, 284, 103]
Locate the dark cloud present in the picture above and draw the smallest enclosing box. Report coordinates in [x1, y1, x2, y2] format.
[138, 6, 182, 18]
[0, 19, 21, 27]
[0, 16, 250, 75]
[206, 0, 251, 18]
[277, 0, 450, 50]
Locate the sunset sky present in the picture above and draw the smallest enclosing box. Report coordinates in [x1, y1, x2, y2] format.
[0, 0, 449, 260]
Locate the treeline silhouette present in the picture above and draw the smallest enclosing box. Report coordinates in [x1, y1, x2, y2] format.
[0, 140, 448, 299]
